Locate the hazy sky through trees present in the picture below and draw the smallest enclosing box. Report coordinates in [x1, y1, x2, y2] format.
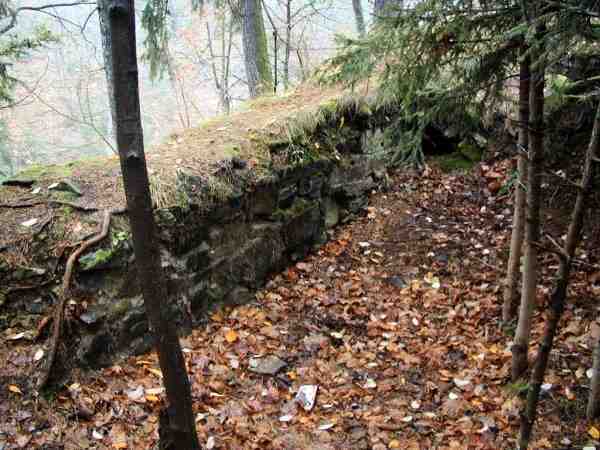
[1, 0, 371, 174]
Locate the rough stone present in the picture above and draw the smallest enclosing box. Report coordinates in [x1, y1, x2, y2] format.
[303, 333, 329, 352]
[385, 276, 407, 289]
[248, 355, 287, 375]
[17, 122, 394, 370]
[77, 332, 114, 368]
[48, 180, 82, 196]
[322, 197, 340, 229]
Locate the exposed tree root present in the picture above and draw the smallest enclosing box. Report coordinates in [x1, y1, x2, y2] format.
[0, 199, 108, 212]
[37, 208, 123, 390]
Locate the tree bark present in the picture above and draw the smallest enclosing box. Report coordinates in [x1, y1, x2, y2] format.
[519, 99, 600, 450]
[101, 0, 200, 448]
[503, 48, 530, 323]
[352, 0, 366, 36]
[373, 0, 402, 21]
[242, 0, 273, 97]
[588, 331, 600, 418]
[98, 2, 116, 147]
[511, 36, 544, 382]
[283, 0, 291, 88]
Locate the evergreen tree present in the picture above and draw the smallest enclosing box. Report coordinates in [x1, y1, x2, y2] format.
[0, 3, 55, 105]
[320, 0, 522, 165]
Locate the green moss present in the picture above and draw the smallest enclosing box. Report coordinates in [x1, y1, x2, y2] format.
[433, 153, 475, 172]
[79, 248, 114, 270]
[505, 380, 529, 396]
[252, 0, 273, 95]
[13, 163, 73, 180]
[109, 298, 132, 319]
[198, 116, 228, 130]
[78, 230, 130, 271]
[51, 190, 80, 203]
[319, 99, 339, 116]
[271, 198, 313, 222]
[13, 155, 114, 182]
[457, 141, 483, 162]
[222, 145, 241, 157]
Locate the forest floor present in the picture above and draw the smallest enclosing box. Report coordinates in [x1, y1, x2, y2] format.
[2, 156, 600, 449]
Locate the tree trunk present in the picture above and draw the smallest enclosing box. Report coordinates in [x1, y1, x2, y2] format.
[374, 0, 402, 20]
[101, 0, 200, 448]
[352, 0, 366, 36]
[503, 48, 530, 323]
[98, 3, 116, 147]
[588, 331, 600, 418]
[511, 37, 544, 382]
[242, 0, 273, 97]
[519, 99, 600, 450]
[222, 13, 233, 114]
[283, 0, 291, 89]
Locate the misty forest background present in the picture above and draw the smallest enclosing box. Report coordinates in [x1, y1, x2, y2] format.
[0, 0, 365, 178]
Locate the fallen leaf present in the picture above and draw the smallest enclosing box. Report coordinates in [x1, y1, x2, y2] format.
[147, 368, 163, 378]
[8, 385, 22, 394]
[225, 329, 238, 343]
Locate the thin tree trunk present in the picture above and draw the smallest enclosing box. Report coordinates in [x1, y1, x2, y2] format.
[102, 0, 200, 448]
[352, 0, 365, 36]
[223, 16, 233, 113]
[242, 0, 273, 97]
[206, 21, 224, 111]
[511, 35, 545, 382]
[284, 0, 291, 88]
[374, 0, 402, 20]
[588, 331, 600, 418]
[221, 14, 232, 113]
[98, 2, 116, 147]
[503, 48, 530, 323]
[519, 99, 600, 450]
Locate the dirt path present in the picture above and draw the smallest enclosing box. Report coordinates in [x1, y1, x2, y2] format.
[1, 165, 599, 449]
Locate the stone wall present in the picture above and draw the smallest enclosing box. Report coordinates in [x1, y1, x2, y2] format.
[73, 126, 394, 367]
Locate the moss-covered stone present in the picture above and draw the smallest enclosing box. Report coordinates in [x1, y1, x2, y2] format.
[78, 230, 130, 271]
[13, 163, 73, 180]
[433, 153, 476, 172]
[458, 141, 483, 162]
[2, 93, 404, 373]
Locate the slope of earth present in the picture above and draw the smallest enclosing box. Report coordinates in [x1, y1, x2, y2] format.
[2, 158, 600, 449]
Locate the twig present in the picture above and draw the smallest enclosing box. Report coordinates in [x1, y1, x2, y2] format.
[47, 200, 100, 212]
[5, 279, 55, 295]
[545, 234, 568, 258]
[0, 201, 45, 209]
[33, 214, 54, 237]
[37, 208, 121, 389]
[473, 256, 498, 270]
[376, 422, 403, 431]
[531, 240, 568, 262]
